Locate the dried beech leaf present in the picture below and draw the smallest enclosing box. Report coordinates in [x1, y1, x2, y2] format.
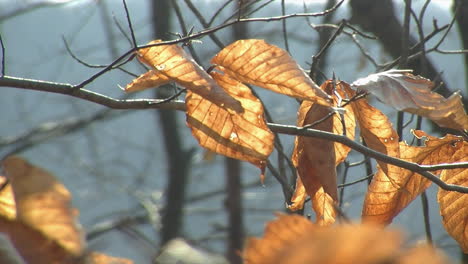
[292, 97, 337, 224]
[243, 214, 316, 264]
[288, 176, 307, 211]
[2, 156, 85, 256]
[0, 177, 16, 220]
[126, 40, 242, 112]
[125, 70, 171, 92]
[437, 145, 468, 253]
[85, 252, 134, 264]
[343, 82, 401, 179]
[186, 72, 274, 171]
[332, 81, 356, 164]
[243, 214, 421, 264]
[0, 217, 78, 264]
[352, 70, 468, 130]
[211, 39, 332, 106]
[363, 131, 465, 225]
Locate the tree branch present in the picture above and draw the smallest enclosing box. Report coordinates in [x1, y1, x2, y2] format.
[2, 76, 467, 193]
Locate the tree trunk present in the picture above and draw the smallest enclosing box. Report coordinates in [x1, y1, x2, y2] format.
[151, 0, 191, 245]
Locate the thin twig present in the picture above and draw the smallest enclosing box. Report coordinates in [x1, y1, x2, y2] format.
[0, 33, 4, 77]
[2, 77, 467, 193]
[281, 0, 290, 52]
[122, 0, 137, 49]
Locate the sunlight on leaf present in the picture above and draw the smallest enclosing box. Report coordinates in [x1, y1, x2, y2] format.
[2, 156, 85, 256]
[352, 70, 468, 130]
[125, 40, 242, 113]
[343, 81, 401, 182]
[0, 176, 16, 220]
[125, 70, 171, 92]
[288, 176, 306, 211]
[186, 72, 274, 172]
[291, 85, 337, 224]
[437, 144, 468, 253]
[363, 131, 465, 225]
[244, 214, 446, 264]
[289, 81, 354, 218]
[212, 39, 332, 106]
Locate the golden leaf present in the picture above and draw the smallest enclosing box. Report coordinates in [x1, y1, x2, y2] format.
[363, 131, 465, 225]
[0, 176, 16, 220]
[242, 214, 447, 264]
[352, 70, 468, 130]
[292, 95, 337, 224]
[2, 156, 85, 256]
[437, 145, 468, 253]
[211, 39, 332, 106]
[84, 252, 134, 264]
[289, 81, 355, 215]
[125, 40, 242, 113]
[0, 213, 78, 264]
[344, 82, 400, 174]
[288, 176, 306, 211]
[186, 72, 274, 170]
[243, 214, 316, 264]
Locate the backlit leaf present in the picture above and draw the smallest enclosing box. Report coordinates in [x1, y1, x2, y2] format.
[2, 156, 85, 256]
[0, 177, 15, 220]
[243, 214, 316, 264]
[289, 81, 354, 216]
[288, 176, 306, 211]
[0, 216, 78, 264]
[186, 72, 274, 172]
[125, 40, 242, 113]
[291, 86, 337, 224]
[244, 214, 446, 264]
[211, 39, 332, 106]
[343, 82, 401, 184]
[363, 131, 465, 224]
[437, 144, 468, 253]
[352, 70, 468, 130]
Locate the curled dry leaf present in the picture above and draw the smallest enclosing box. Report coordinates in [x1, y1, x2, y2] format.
[186, 72, 274, 172]
[2, 156, 85, 256]
[290, 82, 339, 224]
[437, 143, 468, 253]
[352, 70, 468, 130]
[289, 81, 355, 218]
[125, 40, 242, 113]
[211, 39, 332, 106]
[363, 131, 465, 225]
[343, 81, 401, 182]
[244, 214, 446, 264]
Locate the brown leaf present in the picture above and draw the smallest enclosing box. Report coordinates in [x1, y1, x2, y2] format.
[437, 144, 468, 253]
[243, 214, 316, 264]
[211, 39, 332, 106]
[363, 131, 465, 225]
[84, 252, 134, 264]
[0, 176, 16, 220]
[292, 96, 337, 224]
[125, 40, 242, 113]
[2, 156, 85, 256]
[0, 217, 78, 264]
[289, 81, 355, 216]
[243, 214, 428, 264]
[288, 176, 306, 211]
[125, 70, 171, 92]
[352, 70, 468, 130]
[186, 72, 274, 171]
[343, 81, 402, 198]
